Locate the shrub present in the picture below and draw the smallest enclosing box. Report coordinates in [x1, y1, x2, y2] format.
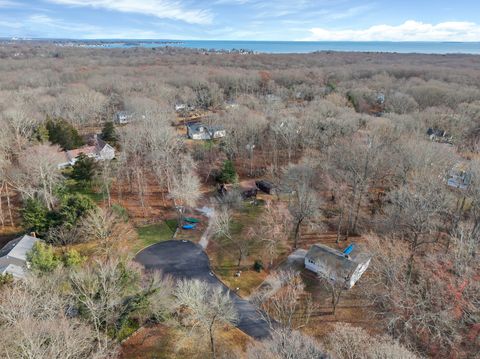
[218, 160, 238, 184]
[57, 194, 96, 230]
[27, 241, 60, 273]
[23, 194, 96, 238]
[22, 198, 51, 235]
[63, 249, 85, 267]
[70, 153, 97, 185]
[116, 318, 140, 341]
[100, 121, 118, 145]
[0, 273, 13, 288]
[253, 260, 264, 272]
[111, 203, 129, 221]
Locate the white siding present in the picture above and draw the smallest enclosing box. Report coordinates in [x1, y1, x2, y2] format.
[304, 257, 318, 273]
[349, 259, 371, 287]
[213, 130, 226, 139]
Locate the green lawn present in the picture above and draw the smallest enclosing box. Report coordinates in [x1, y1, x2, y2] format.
[133, 220, 177, 253]
[64, 178, 105, 203]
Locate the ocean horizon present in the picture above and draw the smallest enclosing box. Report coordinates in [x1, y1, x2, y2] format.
[59, 39, 480, 54]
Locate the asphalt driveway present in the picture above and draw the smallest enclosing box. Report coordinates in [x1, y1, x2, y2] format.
[135, 240, 271, 339]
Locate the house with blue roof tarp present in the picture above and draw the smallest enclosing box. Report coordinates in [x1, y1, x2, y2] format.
[305, 242, 371, 288]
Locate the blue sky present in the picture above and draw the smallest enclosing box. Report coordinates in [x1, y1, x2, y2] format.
[0, 0, 480, 41]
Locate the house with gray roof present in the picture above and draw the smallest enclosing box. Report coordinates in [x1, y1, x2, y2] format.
[187, 123, 226, 140]
[305, 243, 371, 288]
[63, 135, 115, 167]
[0, 234, 40, 279]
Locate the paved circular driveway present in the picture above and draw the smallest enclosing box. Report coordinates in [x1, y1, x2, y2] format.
[135, 240, 271, 339]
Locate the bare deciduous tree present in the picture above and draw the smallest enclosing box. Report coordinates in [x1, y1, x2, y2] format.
[384, 174, 448, 273]
[174, 279, 237, 359]
[253, 270, 315, 331]
[0, 270, 116, 359]
[317, 269, 349, 315]
[14, 143, 65, 210]
[212, 206, 254, 268]
[325, 323, 419, 359]
[68, 258, 141, 349]
[170, 155, 202, 223]
[247, 328, 327, 359]
[78, 207, 135, 254]
[282, 163, 320, 248]
[257, 201, 292, 267]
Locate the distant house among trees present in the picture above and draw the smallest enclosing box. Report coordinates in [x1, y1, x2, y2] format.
[305, 243, 371, 288]
[187, 123, 226, 140]
[175, 103, 195, 113]
[447, 163, 472, 190]
[61, 135, 115, 167]
[114, 111, 132, 125]
[0, 234, 40, 279]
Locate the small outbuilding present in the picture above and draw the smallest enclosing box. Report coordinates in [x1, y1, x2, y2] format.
[447, 164, 471, 190]
[0, 234, 41, 279]
[305, 243, 371, 288]
[427, 128, 452, 143]
[255, 180, 275, 194]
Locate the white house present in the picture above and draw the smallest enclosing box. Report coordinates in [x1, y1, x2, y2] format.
[64, 135, 115, 166]
[114, 111, 132, 125]
[0, 234, 40, 279]
[305, 243, 371, 288]
[175, 103, 195, 112]
[187, 123, 226, 140]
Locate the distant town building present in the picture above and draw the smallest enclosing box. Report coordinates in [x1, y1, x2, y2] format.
[186, 123, 226, 140]
[0, 234, 40, 279]
[305, 243, 371, 288]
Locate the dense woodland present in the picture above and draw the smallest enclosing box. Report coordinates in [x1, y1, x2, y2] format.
[0, 43, 479, 359]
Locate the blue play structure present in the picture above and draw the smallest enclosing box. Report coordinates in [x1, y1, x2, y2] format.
[182, 224, 197, 230]
[343, 243, 355, 255]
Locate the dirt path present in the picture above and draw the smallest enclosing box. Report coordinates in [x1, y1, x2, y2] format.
[197, 206, 215, 249]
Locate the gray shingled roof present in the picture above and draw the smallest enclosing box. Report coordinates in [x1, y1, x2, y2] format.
[0, 263, 25, 278]
[187, 123, 224, 134]
[0, 234, 39, 262]
[306, 243, 371, 279]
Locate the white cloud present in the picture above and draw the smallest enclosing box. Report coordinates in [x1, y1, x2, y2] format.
[305, 20, 480, 41]
[26, 14, 101, 33]
[46, 0, 213, 25]
[0, 13, 184, 39]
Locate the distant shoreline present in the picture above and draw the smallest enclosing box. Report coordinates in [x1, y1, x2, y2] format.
[2, 39, 480, 54]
